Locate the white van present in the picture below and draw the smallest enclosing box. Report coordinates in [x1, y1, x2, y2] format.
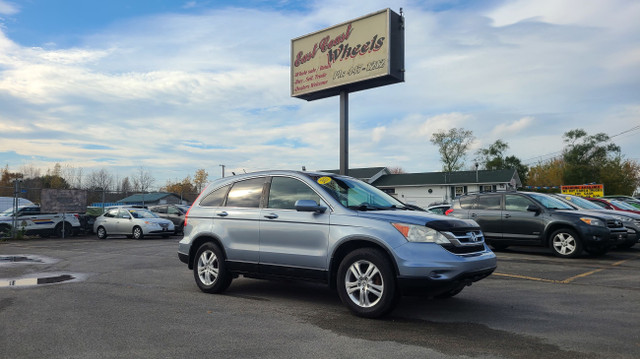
[0, 197, 35, 213]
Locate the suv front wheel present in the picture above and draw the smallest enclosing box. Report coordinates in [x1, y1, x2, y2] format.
[550, 228, 583, 258]
[194, 242, 232, 293]
[337, 248, 398, 318]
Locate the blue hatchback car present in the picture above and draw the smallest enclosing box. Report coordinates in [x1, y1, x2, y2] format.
[178, 170, 496, 318]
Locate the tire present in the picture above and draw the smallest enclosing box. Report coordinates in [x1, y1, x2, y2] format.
[337, 248, 398, 318]
[96, 226, 108, 239]
[132, 226, 144, 240]
[193, 242, 232, 293]
[54, 222, 73, 238]
[0, 224, 11, 237]
[549, 228, 583, 258]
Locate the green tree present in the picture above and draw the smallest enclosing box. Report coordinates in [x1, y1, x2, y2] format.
[476, 140, 529, 184]
[430, 128, 474, 172]
[562, 129, 620, 185]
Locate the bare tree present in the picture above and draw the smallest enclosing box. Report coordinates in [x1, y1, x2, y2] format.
[132, 167, 155, 193]
[430, 128, 475, 172]
[387, 166, 406, 174]
[87, 168, 114, 191]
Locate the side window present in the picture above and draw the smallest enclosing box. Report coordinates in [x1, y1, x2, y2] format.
[505, 195, 534, 211]
[459, 196, 476, 209]
[476, 195, 501, 210]
[153, 206, 167, 214]
[268, 177, 322, 210]
[200, 184, 231, 207]
[225, 178, 265, 208]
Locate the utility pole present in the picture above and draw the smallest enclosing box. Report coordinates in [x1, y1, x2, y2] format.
[12, 179, 22, 239]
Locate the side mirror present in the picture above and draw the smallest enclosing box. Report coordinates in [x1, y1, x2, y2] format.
[526, 204, 541, 213]
[295, 200, 327, 213]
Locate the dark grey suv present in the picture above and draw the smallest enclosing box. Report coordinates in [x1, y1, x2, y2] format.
[447, 191, 628, 257]
[178, 170, 497, 318]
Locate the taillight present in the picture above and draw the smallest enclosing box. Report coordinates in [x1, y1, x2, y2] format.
[184, 206, 192, 227]
[445, 208, 453, 216]
[184, 185, 208, 227]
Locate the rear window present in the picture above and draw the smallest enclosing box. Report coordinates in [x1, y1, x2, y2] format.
[225, 178, 266, 208]
[200, 184, 231, 207]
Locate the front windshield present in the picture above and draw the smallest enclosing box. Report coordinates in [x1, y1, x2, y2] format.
[559, 195, 604, 210]
[0, 205, 29, 217]
[0, 207, 14, 216]
[128, 209, 158, 218]
[528, 193, 574, 210]
[310, 174, 406, 210]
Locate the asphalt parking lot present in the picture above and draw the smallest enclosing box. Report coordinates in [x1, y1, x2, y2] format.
[1, 235, 639, 359]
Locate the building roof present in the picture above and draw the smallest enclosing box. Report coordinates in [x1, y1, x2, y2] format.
[321, 167, 388, 180]
[117, 192, 179, 203]
[372, 169, 522, 187]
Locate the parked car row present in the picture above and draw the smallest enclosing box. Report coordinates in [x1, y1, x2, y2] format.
[445, 191, 637, 257]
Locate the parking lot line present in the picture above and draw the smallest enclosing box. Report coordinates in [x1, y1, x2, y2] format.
[495, 253, 640, 284]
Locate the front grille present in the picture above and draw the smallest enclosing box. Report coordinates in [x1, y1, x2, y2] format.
[607, 220, 623, 229]
[440, 229, 487, 255]
[441, 243, 486, 254]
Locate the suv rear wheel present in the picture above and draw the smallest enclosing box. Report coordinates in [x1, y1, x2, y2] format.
[194, 242, 232, 293]
[337, 248, 398, 318]
[550, 228, 583, 258]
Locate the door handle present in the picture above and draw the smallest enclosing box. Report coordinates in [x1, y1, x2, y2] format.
[216, 211, 228, 217]
[264, 213, 278, 219]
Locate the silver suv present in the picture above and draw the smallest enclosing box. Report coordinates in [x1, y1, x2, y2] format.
[178, 171, 496, 318]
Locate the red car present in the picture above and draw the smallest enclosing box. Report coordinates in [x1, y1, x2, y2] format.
[586, 198, 640, 215]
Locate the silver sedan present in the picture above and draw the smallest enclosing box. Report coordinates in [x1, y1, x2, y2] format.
[94, 207, 175, 239]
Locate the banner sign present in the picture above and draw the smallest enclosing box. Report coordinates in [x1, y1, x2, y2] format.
[560, 184, 604, 198]
[291, 8, 404, 101]
[41, 189, 88, 213]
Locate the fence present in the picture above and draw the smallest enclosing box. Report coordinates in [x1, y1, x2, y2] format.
[0, 186, 200, 213]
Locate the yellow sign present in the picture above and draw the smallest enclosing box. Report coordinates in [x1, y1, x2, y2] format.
[561, 184, 604, 198]
[317, 177, 332, 185]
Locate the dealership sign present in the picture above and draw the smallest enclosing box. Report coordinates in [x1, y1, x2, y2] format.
[291, 8, 404, 101]
[561, 184, 604, 198]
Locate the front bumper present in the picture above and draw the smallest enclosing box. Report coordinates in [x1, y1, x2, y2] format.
[397, 267, 496, 296]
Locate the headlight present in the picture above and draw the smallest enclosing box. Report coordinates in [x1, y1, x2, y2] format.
[580, 217, 605, 227]
[611, 215, 632, 223]
[392, 223, 451, 244]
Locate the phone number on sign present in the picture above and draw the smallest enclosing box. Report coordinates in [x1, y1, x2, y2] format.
[333, 59, 386, 80]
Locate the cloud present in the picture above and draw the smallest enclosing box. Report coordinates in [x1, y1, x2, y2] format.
[0, 0, 18, 15]
[0, 0, 639, 185]
[491, 116, 534, 138]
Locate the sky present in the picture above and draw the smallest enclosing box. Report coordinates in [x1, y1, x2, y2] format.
[0, 0, 639, 189]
